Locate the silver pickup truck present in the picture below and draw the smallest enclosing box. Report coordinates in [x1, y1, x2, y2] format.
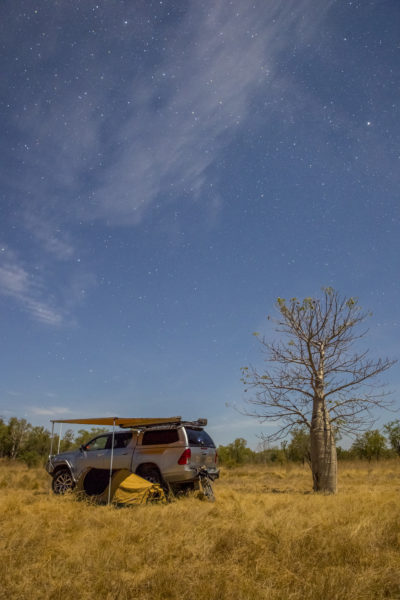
[46, 420, 219, 494]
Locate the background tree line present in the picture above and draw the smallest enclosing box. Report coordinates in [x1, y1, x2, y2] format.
[0, 417, 106, 467]
[217, 422, 400, 468]
[1, 415, 400, 468]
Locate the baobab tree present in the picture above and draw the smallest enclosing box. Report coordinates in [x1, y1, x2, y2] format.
[241, 288, 396, 493]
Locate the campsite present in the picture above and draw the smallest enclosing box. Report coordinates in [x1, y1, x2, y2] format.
[1, 458, 400, 600]
[1, 1, 399, 598]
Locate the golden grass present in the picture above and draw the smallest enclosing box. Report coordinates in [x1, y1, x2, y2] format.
[1, 460, 400, 600]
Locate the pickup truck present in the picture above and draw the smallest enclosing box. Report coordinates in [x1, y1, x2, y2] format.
[46, 419, 219, 494]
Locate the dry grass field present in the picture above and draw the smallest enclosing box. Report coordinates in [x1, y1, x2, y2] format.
[1, 460, 400, 600]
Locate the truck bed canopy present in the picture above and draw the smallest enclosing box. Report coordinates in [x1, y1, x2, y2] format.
[50, 416, 182, 428]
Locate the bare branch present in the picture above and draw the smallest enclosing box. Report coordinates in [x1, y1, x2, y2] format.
[242, 289, 397, 440]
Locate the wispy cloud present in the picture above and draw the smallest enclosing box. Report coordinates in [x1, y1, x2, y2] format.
[30, 406, 73, 416]
[2, 0, 338, 324]
[22, 212, 74, 261]
[0, 242, 95, 326]
[86, 1, 337, 224]
[0, 247, 64, 325]
[11, 0, 337, 227]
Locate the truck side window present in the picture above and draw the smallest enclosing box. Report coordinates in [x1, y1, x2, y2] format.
[114, 432, 133, 449]
[85, 435, 110, 451]
[142, 429, 179, 445]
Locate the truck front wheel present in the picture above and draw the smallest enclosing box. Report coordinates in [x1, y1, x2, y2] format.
[52, 469, 74, 494]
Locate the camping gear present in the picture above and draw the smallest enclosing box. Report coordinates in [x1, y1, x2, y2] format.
[47, 416, 217, 504]
[74, 468, 167, 506]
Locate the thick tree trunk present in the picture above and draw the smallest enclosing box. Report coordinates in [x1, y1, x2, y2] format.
[310, 398, 337, 493]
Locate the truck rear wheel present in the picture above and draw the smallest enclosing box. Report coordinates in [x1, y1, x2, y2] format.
[136, 465, 172, 499]
[52, 468, 74, 494]
[136, 466, 162, 485]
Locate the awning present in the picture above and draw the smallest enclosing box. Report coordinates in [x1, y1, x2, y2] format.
[50, 416, 182, 428]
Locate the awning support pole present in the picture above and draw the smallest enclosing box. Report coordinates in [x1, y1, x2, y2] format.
[57, 423, 62, 454]
[49, 421, 55, 457]
[107, 418, 116, 506]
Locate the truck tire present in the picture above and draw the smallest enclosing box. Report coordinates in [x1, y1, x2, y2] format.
[136, 466, 162, 485]
[52, 468, 74, 494]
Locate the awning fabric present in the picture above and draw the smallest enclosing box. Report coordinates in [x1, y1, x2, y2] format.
[50, 416, 182, 428]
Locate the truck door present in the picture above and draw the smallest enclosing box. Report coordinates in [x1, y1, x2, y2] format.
[107, 431, 135, 470]
[82, 434, 111, 469]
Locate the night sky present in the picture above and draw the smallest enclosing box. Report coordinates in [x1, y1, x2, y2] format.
[1, 0, 399, 447]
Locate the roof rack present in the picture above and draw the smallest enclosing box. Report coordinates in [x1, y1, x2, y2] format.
[180, 419, 208, 428]
[132, 418, 208, 431]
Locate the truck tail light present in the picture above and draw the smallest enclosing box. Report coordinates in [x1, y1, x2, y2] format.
[178, 448, 191, 465]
